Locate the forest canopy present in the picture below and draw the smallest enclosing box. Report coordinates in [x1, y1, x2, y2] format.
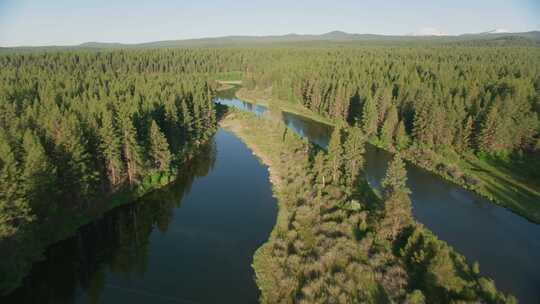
[1, 45, 538, 301]
[0, 49, 224, 292]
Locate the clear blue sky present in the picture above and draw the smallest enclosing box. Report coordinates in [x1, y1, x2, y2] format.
[1, 0, 539, 46]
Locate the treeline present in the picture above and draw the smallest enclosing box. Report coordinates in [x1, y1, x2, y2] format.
[3, 141, 216, 303]
[0, 50, 221, 293]
[2, 45, 537, 298]
[243, 46, 540, 163]
[228, 111, 514, 303]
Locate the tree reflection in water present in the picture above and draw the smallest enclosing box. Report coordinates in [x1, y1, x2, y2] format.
[4, 141, 217, 304]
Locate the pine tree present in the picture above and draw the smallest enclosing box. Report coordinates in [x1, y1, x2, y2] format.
[460, 116, 474, 152]
[378, 190, 413, 240]
[405, 290, 426, 304]
[380, 104, 398, 146]
[22, 130, 57, 216]
[478, 104, 503, 153]
[344, 125, 366, 188]
[180, 99, 193, 143]
[395, 120, 410, 150]
[327, 122, 344, 185]
[118, 105, 144, 185]
[378, 154, 413, 240]
[362, 96, 379, 137]
[313, 151, 327, 196]
[376, 88, 393, 125]
[149, 120, 172, 171]
[433, 105, 451, 147]
[99, 110, 124, 186]
[163, 96, 181, 152]
[56, 115, 98, 203]
[425, 246, 467, 295]
[381, 154, 409, 198]
[413, 102, 434, 147]
[192, 98, 203, 140]
[0, 133, 33, 239]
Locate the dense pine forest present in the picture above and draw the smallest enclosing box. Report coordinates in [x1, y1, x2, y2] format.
[243, 47, 539, 159]
[0, 50, 226, 292]
[1, 45, 539, 302]
[240, 46, 540, 222]
[3, 141, 217, 303]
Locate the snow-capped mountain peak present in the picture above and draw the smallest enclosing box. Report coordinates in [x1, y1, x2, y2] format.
[410, 27, 448, 36]
[485, 29, 510, 34]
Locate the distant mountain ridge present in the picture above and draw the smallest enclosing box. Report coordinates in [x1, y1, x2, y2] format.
[483, 29, 511, 34]
[4, 30, 540, 50]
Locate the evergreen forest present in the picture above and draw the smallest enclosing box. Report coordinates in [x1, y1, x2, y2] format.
[1, 45, 539, 303]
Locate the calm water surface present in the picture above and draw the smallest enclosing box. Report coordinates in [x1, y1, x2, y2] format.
[4, 129, 277, 304]
[5, 88, 539, 304]
[216, 88, 540, 303]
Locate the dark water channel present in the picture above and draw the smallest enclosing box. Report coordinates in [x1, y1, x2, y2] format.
[216, 88, 540, 303]
[4, 88, 539, 304]
[4, 129, 277, 304]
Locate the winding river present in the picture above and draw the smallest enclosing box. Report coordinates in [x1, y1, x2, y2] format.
[4, 130, 277, 304]
[216, 88, 540, 304]
[3, 88, 539, 303]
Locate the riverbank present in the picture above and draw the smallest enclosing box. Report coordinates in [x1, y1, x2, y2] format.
[216, 80, 243, 91]
[236, 87, 334, 125]
[221, 110, 320, 302]
[220, 109, 514, 303]
[0, 135, 216, 295]
[235, 87, 540, 224]
[400, 143, 540, 224]
[2, 125, 278, 303]
[1, 172, 172, 294]
[220, 114, 281, 188]
[220, 112, 287, 301]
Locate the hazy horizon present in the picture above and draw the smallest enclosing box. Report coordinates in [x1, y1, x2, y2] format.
[1, 0, 539, 47]
[3, 28, 540, 48]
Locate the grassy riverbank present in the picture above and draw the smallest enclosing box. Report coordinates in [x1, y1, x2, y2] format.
[235, 87, 540, 224]
[410, 146, 540, 223]
[221, 109, 514, 303]
[235, 87, 334, 125]
[220, 112, 292, 303]
[216, 80, 243, 91]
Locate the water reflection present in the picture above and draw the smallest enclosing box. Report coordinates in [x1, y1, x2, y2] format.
[5, 129, 277, 304]
[215, 95, 333, 148]
[215, 97, 267, 117]
[218, 88, 540, 303]
[4, 142, 216, 304]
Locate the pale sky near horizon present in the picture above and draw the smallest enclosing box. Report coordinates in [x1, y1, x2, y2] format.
[0, 0, 539, 47]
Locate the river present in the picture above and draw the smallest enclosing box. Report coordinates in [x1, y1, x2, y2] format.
[3, 88, 539, 303]
[3, 130, 277, 304]
[216, 88, 540, 304]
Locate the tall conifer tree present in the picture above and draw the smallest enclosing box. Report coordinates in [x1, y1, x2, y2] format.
[327, 122, 344, 185]
[344, 125, 366, 188]
[0, 133, 33, 238]
[380, 105, 399, 146]
[99, 110, 124, 186]
[149, 120, 172, 171]
[22, 130, 57, 215]
[362, 96, 379, 137]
